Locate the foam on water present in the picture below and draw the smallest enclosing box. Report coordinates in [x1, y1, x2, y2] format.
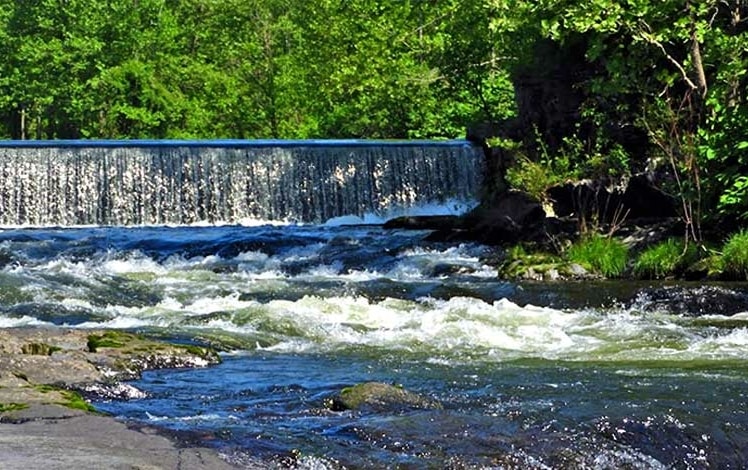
[4, 220, 748, 468]
[0, 315, 49, 327]
[323, 199, 477, 226]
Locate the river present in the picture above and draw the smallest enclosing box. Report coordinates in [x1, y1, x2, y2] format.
[1, 223, 747, 468]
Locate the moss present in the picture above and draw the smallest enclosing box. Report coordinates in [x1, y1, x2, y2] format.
[59, 390, 97, 412]
[499, 244, 584, 280]
[32, 384, 96, 412]
[21, 342, 62, 356]
[33, 384, 57, 394]
[686, 253, 724, 279]
[566, 235, 628, 278]
[0, 403, 29, 413]
[180, 344, 219, 361]
[87, 331, 139, 352]
[330, 382, 442, 412]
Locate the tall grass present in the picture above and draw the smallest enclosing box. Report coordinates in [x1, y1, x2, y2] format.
[566, 234, 628, 278]
[633, 238, 683, 279]
[722, 230, 748, 280]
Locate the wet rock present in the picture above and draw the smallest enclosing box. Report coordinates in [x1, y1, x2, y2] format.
[451, 191, 546, 245]
[430, 263, 475, 277]
[0, 404, 240, 469]
[383, 215, 461, 231]
[499, 249, 594, 282]
[0, 327, 221, 403]
[327, 382, 443, 413]
[629, 285, 748, 316]
[0, 327, 237, 468]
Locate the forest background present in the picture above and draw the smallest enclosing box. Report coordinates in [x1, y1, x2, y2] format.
[0, 0, 746, 232]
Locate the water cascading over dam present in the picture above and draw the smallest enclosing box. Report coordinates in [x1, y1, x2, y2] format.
[0, 140, 483, 226]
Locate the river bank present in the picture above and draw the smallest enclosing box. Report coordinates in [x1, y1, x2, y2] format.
[0, 327, 248, 469]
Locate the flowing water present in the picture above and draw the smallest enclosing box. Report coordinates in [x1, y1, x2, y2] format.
[1, 140, 747, 468]
[1, 223, 748, 469]
[0, 140, 481, 226]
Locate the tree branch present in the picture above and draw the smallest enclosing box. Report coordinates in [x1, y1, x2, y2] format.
[637, 21, 699, 91]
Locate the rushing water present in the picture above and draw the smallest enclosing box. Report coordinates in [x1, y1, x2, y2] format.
[1, 223, 748, 469]
[0, 140, 482, 226]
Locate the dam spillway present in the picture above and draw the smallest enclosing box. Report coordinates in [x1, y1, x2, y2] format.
[0, 140, 483, 226]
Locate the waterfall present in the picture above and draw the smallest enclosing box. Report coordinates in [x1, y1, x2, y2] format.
[0, 140, 483, 226]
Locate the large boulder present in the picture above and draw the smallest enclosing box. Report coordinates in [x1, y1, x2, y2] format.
[547, 175, 678, 222]
[458, 191, 546, 245]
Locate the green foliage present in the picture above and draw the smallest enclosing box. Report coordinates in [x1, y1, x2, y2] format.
[506, 155, 571, 202]
[721, 230, 748, 280]
[700, 102, 748, 223]
[633, 239, 700, 279]
[0, 0, 513, 139]
[486, 0, 748, 227]
[506, 130, 579, 201]
[566, 235, 628, 278]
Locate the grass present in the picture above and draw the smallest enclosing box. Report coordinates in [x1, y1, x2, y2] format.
[634, 238, 683, 279]
[722, 230, 748, 280]
[566, 234, 628, 278]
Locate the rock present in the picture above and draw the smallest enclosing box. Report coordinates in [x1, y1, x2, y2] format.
[0, 327, 239, 469]
[547, 174, 678, 223]
[546, 180, 622, 220]
[628, 285, 748, 316]
[459, 191, 546, 245]
[327, 382, 443, 413]
[383, 215, 461, 231]
[430, 263, 474, 277]
[0, 327, 220, 400]
[0, 404, 240, 469]
[621, 174, 678, 219]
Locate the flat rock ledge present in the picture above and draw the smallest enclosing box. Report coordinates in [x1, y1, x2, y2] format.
[0, 326, 247, 470]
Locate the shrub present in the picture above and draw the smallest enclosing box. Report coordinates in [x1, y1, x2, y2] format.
[633, 239, 683, 279]
[722, 230, 748, 280]
[566, 234, 628, 278]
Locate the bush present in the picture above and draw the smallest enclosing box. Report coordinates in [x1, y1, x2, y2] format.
[566, 234, 628, 278]
[506, 155, 569, 202]
[722, 230, 748, 280]
[633, 239, 683, 279]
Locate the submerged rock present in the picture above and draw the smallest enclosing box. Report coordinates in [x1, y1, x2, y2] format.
[383, 215, 461, 231]
[327, 382, 443, 412]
